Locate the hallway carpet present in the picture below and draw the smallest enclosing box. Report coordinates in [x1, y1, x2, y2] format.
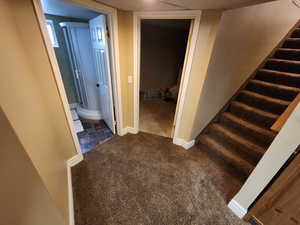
[72, 133, 248, 225]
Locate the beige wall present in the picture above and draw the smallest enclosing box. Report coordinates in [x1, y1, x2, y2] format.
[117, 10, 134, 128]
[177, 10, 223, 140]
[190, 0, 300, 139]
[0, 0, 78, 223]
[116, 10, 224, 139]
[117, 10, 223, 136]
[0, 108, 65, 225]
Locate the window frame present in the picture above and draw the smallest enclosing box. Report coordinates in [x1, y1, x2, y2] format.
[46, 19, 59, 48]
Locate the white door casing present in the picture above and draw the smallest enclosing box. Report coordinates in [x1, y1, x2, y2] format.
[133, 11, 202, 144]
[89, 15, 116, 133]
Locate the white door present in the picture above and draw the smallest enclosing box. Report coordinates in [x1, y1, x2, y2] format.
[89, 15, 116, 133]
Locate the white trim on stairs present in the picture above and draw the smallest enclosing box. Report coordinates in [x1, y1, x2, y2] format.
[228, 200, 247, 219]
[173, 138, 195, 149]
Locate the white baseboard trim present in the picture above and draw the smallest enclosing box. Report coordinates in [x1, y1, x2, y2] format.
[67, 153, 83, 225]
[228, 200, 247, 219]
[128, 127, 138, 134]
[67, 153, 83, 167]
[173, 138, 195, 149]
[67, 165, 75, 225]
[121, 127, 138, 136]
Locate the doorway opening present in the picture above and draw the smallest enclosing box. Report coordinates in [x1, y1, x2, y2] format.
[139, 19, 191, 138]
[40, 0, 116, 153]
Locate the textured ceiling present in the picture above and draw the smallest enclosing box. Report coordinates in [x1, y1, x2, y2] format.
[41, 0, 99, 19]
[94, 0, 275, 11]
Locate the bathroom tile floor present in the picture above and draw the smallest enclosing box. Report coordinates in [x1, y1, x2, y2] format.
[77, 120, 113, 154]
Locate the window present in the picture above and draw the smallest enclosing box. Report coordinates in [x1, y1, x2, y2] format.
[46, 20, 59, 48]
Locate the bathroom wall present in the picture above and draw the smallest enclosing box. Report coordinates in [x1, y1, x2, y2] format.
[45, 14, 88, 104]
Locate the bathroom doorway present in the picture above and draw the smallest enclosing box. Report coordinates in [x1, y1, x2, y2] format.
[40, 0, 116, 153]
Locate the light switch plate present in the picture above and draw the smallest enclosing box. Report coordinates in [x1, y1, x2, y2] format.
[128, 75, 133, 83]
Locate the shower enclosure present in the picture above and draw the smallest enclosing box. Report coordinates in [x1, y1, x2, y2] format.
[60, 22, 102, 120]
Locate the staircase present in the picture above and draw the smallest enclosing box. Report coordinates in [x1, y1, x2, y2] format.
[196, 20, 300, 179]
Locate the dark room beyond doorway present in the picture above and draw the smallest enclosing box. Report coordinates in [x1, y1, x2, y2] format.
[139, 19, 191, 138]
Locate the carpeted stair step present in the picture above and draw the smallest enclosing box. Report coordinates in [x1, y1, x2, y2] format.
[282, 38, 300, 49]
[264, 58, 300, 74]
[228, 101, 278, 128]
[246, 79, 300, 101]
[274, 48, 300, 61]
[196, 21, 300, 182]
[237, 90, 290, 114]
[208, 123, 265, 163]
[198, 135, 254, 177]
[291, 28, 300, 38]
[255, 69, 300, 88]
[219, 112, 277, 147]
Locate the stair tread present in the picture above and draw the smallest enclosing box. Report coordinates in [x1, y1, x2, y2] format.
[278, 48, 300, 52]
[231, 101, 279, 120]
[249, 79, 300, 92]
[268, 58, 300, 64]
[211, 123, 266, 156]
[240, 90, 291, 106]
[199, 135, 254, 175]
[259, 69, 300, 77]
[195, 22, 300, 180]
[287, 38, 300, 41]
[222, 112, 277, 138]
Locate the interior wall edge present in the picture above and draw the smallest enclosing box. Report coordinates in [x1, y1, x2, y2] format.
[176, 9, 223, 141]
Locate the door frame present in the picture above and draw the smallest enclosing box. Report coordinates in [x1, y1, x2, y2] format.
[32, 0, 124, 156]
[133, 10, 202, 143]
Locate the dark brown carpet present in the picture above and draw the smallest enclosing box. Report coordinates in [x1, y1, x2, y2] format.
[72, 132, 248, 225]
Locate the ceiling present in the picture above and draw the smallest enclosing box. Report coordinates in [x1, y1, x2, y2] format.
[95, 0, 275, 11]
[41, 0, 99, 19]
